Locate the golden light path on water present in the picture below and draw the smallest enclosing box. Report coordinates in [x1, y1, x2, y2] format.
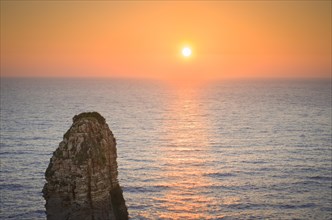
[136, 85, 239, 219]
[159, 87, 213, 219]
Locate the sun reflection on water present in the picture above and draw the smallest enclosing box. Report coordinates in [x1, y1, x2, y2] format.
[151, 86, 220, 219]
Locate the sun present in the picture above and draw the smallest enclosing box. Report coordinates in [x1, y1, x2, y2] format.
[182, 47, 192, 57]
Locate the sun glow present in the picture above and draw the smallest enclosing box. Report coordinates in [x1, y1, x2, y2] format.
[182, 47, 192, 57]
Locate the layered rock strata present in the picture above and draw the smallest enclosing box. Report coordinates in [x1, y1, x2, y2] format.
[43, 112, 128, 220]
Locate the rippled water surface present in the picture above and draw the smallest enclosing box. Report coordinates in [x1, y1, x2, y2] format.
[0, 78, 331, 219]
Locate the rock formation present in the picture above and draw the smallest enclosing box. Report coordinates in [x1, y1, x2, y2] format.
[43, 112, 128, 220]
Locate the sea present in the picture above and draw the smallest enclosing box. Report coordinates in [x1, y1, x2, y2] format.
[0, 77, 331, 219]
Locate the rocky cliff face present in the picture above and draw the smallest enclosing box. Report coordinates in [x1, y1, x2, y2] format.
[43, 112, 128, 220]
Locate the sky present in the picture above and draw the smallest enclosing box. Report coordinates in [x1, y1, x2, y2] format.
[1, 1, 331, 80]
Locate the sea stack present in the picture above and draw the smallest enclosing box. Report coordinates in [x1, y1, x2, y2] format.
[43, 112, 128, 220]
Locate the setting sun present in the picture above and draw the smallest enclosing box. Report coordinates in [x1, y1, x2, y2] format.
[182, 47, 192, 57]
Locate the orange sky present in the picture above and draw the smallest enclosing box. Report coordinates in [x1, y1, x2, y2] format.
[1, 1, 331, 80]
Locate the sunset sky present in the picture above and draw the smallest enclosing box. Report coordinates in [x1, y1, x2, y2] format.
[1, 1, 331, 80]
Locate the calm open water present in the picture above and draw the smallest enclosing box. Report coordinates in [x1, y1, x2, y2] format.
[0, 78, 331, 219]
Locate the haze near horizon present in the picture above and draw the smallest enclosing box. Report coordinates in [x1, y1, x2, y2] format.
[1, 1, 331, 80]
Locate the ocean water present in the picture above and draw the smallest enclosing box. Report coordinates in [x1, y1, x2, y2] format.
[0, 78, 331, 219]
